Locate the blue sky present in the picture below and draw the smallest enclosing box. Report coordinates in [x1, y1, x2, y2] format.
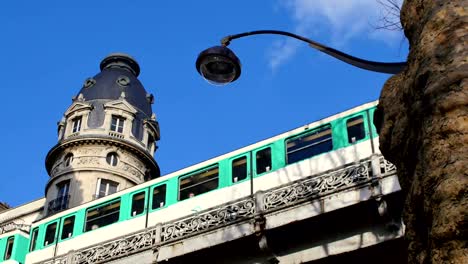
[0, 0, 407, 207]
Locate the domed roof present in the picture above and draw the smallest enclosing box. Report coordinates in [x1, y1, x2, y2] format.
[77, 53, 153, 116]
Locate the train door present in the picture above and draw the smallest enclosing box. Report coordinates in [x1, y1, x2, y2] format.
[58, 214, 77, 242]
[228, 153, 252, 198]
[229, 153, 251, 185]
[1, 236, 14, 261]
[343, 111, 374, 160]
[55, 213, 78, 256]
[253, 145, 273, 178]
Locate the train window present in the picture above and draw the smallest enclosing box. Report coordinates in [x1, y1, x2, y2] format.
[30, 228, 39, 252]
[179, 166, 219, 200]
[4, 236, 14, 260]
[286, 125, 333, 164]
[256, 148, 272, 175]
[151, 185, 166, 210]
[131, 191, 146, 216]
[44, 222, 57, 246]
[85, 199, 121, 232]
[61, 215, 75, 240]
[347, 116, 366, 143]
[232, 156, 248, 183]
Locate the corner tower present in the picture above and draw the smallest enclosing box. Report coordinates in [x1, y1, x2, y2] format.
[44, 53, 160, 216]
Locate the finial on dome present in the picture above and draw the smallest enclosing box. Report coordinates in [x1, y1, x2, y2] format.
[100, 53, 141, 77]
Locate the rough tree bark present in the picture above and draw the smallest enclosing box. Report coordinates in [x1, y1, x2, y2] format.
[375, 1, 467, 263]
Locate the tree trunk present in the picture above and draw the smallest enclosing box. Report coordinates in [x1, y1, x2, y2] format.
[375, 1, 467, 263]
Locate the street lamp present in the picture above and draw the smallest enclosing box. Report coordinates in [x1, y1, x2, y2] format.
[196, 30, 407, 85]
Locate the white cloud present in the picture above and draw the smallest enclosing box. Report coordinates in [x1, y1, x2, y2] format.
[269, 0, 404, 71]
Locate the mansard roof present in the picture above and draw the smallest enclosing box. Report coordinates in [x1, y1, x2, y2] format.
[76, 53, 153, 117]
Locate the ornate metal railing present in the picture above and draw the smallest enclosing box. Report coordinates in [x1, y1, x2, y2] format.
[161, 196, 256, 243]
[73, 228, 159, 264]
[263, 161, 371, 212]
[41, 155, 398, 264]
[47, 195, 70, 215]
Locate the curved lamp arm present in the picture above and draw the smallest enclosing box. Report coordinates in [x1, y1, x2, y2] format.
[221, 30, 406, 74]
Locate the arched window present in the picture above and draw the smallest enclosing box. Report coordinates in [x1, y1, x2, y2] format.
[106, 152, 118, 166]
[64, 153, 74, 167]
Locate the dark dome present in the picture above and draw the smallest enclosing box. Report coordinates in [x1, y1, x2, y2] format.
[77, 53, 152, 116]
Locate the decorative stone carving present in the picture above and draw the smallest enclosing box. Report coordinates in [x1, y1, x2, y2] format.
[64, 101, 92, 118]
[161, 197, 256, 243]
[42, 228, 158, 264]
[51, 165, 61, 177]
[75, 157, 100, 166]
[380, 157, 396, 175]
[126, 156, 145, 171]
[263, 161, 372, 212]
[104, 99, 138, 115]
[78, 148, 101, 156]
[0, 220, 30, 234]
[122, 164, 142, 180]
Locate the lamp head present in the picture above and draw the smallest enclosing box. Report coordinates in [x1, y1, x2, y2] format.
[196, 46, 241, 85]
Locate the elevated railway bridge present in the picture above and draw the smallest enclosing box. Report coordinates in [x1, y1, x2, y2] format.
[40, 155, 404, 264]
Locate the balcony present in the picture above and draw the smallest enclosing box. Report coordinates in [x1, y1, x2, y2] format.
[47, 195, 70, 215]
[108, 131, 124, 139]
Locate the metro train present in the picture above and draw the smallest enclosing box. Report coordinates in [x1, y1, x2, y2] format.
[1, 101, 381, 264]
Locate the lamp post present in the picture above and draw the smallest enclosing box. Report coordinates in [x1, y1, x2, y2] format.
[195, 30, 407, 85]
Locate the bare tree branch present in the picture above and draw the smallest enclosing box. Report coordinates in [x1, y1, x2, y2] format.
[375, 0, 403, 31]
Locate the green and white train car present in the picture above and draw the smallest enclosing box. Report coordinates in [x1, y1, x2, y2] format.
[0, 230, 29, 264]
[3, 100, 385, 264]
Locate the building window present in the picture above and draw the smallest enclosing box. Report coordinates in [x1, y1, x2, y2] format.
[286, 125, 333, 164]
[131, 191, 146, 217]
[347, 116, 366, 143]
[72, 116, 82, 133]
[85, 199, 120, 231]
[64, 153, 73, 167]
[106, 152, 119, 166]
[57, 180, 70, 198]
[61, 215, 75, 240]
[179, 166, 219, 200]
[4, 236, 14, 260]
[232, 156, 248, 183]
[151, 184, 166, 210]
[44, 222, 57, 246]
[48, 180, 70, 215]
[147, 134, 155, 152]
[256, 148, 272, 175]
[96, 179, 119, 198]
[110, 116, 125, 133]
[30, 228, 39, 252]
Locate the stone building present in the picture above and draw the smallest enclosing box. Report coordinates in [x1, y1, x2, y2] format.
[44, 53, 160, 215]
